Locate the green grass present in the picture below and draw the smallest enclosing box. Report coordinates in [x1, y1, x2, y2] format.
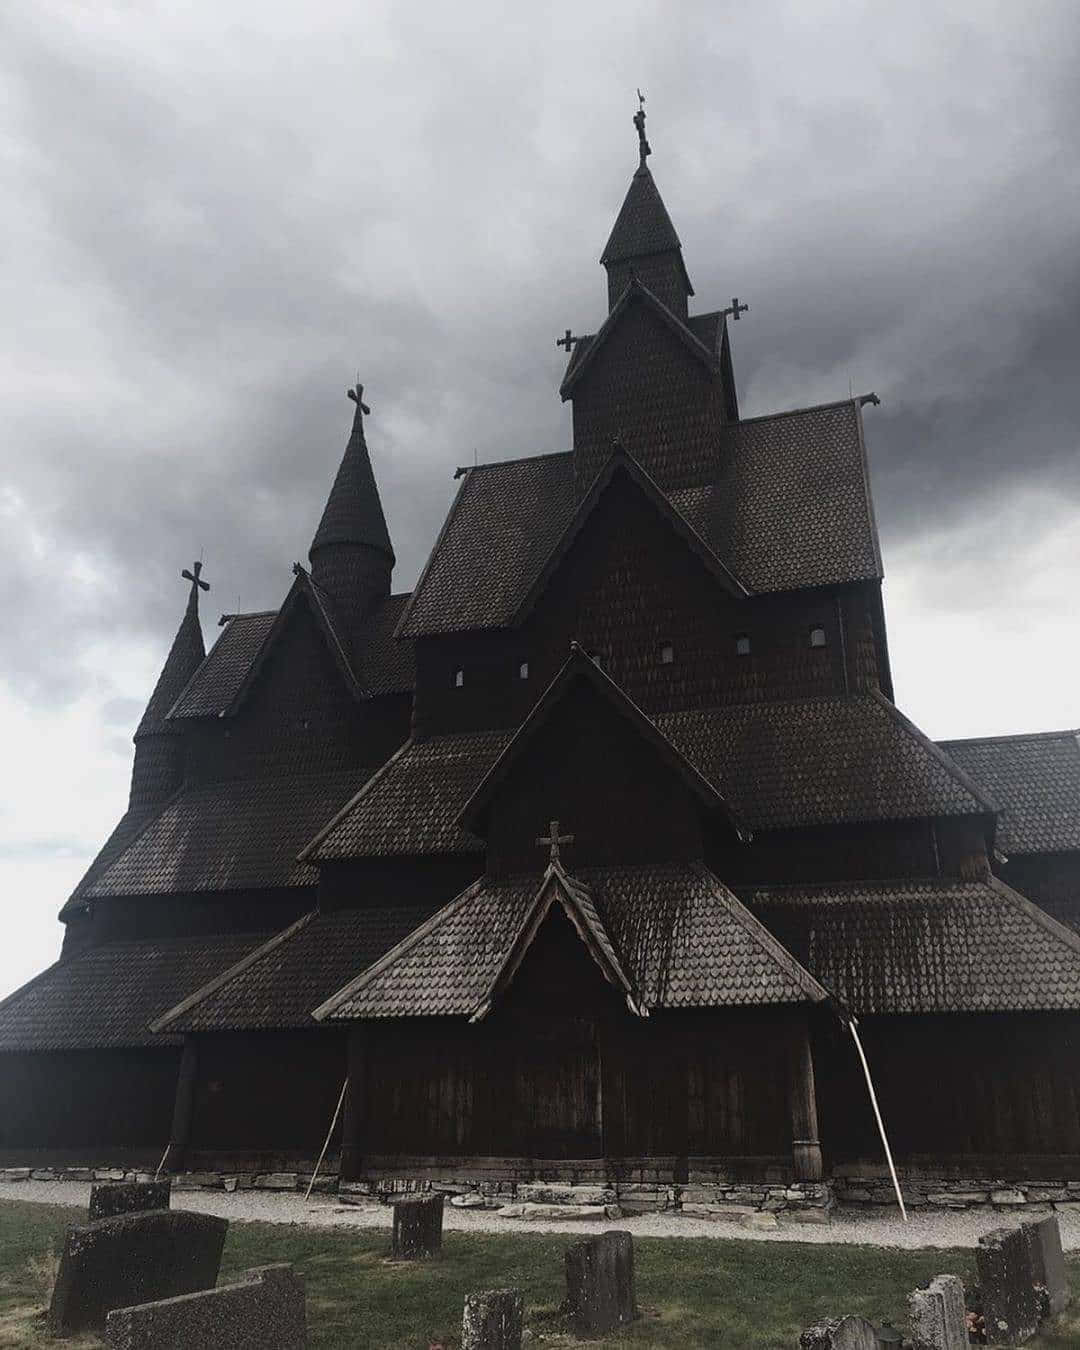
[3, 1197, 1080, 1348]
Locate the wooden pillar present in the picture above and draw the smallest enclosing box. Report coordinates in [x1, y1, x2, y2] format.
[788, 1011, 823, 1181]
[339, 1028, 365, 1181]
[163, 1037, 197, 1173]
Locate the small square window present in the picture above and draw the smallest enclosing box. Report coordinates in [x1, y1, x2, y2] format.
[809, 626, 827, 649]
[453, 668, 465, 688]
[735, 634, 751, 657]
[518, 661, 529, 680]
[660, 644, 674, 665]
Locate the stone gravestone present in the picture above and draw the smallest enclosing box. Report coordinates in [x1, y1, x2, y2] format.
[89, 1179, 172, 1222]
[798, 1316, 880, 1350]
[1021, 1215, 1070, 1318]
[976, 1226, 1041, 1346]
[104, 1263, 306, 1349]
[48, 1209, 228, 1337]
[564, 1230, 635, 1336]
[908, 1274, 970, 1349]
[461, 1287, 523, 1350]
[391, 1192, 444, 1258]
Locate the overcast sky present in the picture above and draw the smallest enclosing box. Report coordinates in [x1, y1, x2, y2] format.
[2, 0, 1078, 999]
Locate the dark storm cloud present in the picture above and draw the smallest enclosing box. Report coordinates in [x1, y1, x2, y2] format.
[2, 0, 1078, 711]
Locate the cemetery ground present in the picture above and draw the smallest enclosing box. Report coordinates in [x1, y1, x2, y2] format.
[3, 1198, 1080, 1347]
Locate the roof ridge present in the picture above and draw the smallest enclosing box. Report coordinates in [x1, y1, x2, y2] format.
[750, 877, 986, 897]
[312, 879, 486, 1021]
[726, 397, 864, 428]
[150, 912, 316, 1032]
[453, 449, 572, 476]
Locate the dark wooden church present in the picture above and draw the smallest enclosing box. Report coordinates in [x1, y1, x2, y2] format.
[4, 108, 1080, 1201]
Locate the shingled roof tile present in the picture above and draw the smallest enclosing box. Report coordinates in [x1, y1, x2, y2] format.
[751, 876, 1080, 1013]
[938, 730, 1080, 855]
[168, 611, 277, 719]
[0, 932, 269, 1050]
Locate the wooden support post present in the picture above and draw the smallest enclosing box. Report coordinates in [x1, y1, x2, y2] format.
[339, 1029, 365, 1181]
[789, 1012, 823, 1182]
[163, 1037, 198, 1174]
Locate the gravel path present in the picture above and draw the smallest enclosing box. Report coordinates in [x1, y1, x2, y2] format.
[7, 1179, 1080, 1250]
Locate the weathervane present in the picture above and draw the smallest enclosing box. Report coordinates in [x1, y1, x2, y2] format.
[537, 819, 575, 866]
[633, 89, 651, 168]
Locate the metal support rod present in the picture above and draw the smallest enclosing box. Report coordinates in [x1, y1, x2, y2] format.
[305, 1077, 349, 1202]
[847, 1018, 907, 1222]
[153, 1140, 171, 1183]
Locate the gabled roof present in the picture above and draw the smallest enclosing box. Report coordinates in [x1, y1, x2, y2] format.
[75, 767, 378, 902]
[136, 578, 206, 738]
[168, 611, 277, 719]
[658, 691, 995, 832]
[309, 395, 394, 562]
[0, 931, 269, 1050]
[151, 899, 443, 1033]
[559, 277, 715, 400]
[396, 397, 883, 639]
[312, 861, 827, 1022]
[751, 875, 1080, 1014]
[302, 729, 513, 862]
[459, 645, 744, 839]
[668, 398, 883, 593]
[511, 445, 749, 621]
[938, 730, 1080, 856]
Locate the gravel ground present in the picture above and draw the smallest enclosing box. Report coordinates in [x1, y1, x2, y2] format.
[7, 1179, 1080, 1250]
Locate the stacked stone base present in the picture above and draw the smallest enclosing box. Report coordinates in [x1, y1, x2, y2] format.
[834, 1171, 1080, 1213]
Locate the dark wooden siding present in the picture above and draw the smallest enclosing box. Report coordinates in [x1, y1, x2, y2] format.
[999, 854, 1080, 933]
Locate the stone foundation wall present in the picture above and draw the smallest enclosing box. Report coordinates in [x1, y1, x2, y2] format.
[7, 1164, 1080, 1217]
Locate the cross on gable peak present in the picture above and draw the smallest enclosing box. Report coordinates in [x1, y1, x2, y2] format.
[537, 818, 575, 866]
[181, 560, 209, 593]
[556, 329, 582, 354]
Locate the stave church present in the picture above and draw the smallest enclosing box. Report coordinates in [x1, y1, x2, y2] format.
[3, 106, 1080, 1207]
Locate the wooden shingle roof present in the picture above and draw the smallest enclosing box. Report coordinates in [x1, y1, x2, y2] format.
[313, 862, 827, 1022]
[752, 876, 1080, 1013]
[0, 932, 268, 1050]
[938, 730, 1080, 856]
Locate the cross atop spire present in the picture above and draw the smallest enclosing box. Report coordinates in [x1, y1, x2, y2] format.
[181, 560, 210, 598]
[537, 819, 575, 866]
[346, 381, 370, 415]
[633, 88, 651, 170]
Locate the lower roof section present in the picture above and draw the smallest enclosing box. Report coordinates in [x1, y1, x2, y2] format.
[81, 768, 381, 902]
[750, 876, 1080, 1014]
[314, 862, 828, 1022]
[0, 932, 269, 1051]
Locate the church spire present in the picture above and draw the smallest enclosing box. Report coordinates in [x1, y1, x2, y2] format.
[308, 384, 394, 644]
[600, 96, 694, 317]
[128, 562, 208, 814]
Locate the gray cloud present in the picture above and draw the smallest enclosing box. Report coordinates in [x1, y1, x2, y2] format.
[2, 0, 1078, 717]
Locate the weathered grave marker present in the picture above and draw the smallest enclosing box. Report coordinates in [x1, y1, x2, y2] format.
[48, 1209, 227, 1337]
[564, 1230, 635, 1336]
[1021, 1215, 1070, 1318]
[461, 1287, 523, 1350]
[908, 1274, 970, 1349]
[798, 1315, 880, 1349]
[104, 1263, 306, 1349]
[89, 1179, 171, 1222]
[391, 1192, 444, 1258]
[976, 1226, 1040, 1345]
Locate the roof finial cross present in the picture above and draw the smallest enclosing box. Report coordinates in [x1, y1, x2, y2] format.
[181, 560, 210, 596]
[633, 89, 651, 169]
[537, 818, 574, 866]
[556, 328, 582, 354]
[722, 297, 750, 322]
[347, 380, 370, 415]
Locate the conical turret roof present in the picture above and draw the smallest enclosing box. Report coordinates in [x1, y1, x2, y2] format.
[310, 389, 394, 563]
[600, 164, 683, 266]
[135, 567, 207, 738]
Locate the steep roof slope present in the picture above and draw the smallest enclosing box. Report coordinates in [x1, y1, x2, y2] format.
[938, 730, 1080, 855]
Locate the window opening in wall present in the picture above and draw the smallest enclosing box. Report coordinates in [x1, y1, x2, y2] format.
[518, 661, 529, 680]
[453, 668, 465, 688]
[809, 626, 827, 649]
[735, 634, 751, 657]
[660, 643, 674, 665]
